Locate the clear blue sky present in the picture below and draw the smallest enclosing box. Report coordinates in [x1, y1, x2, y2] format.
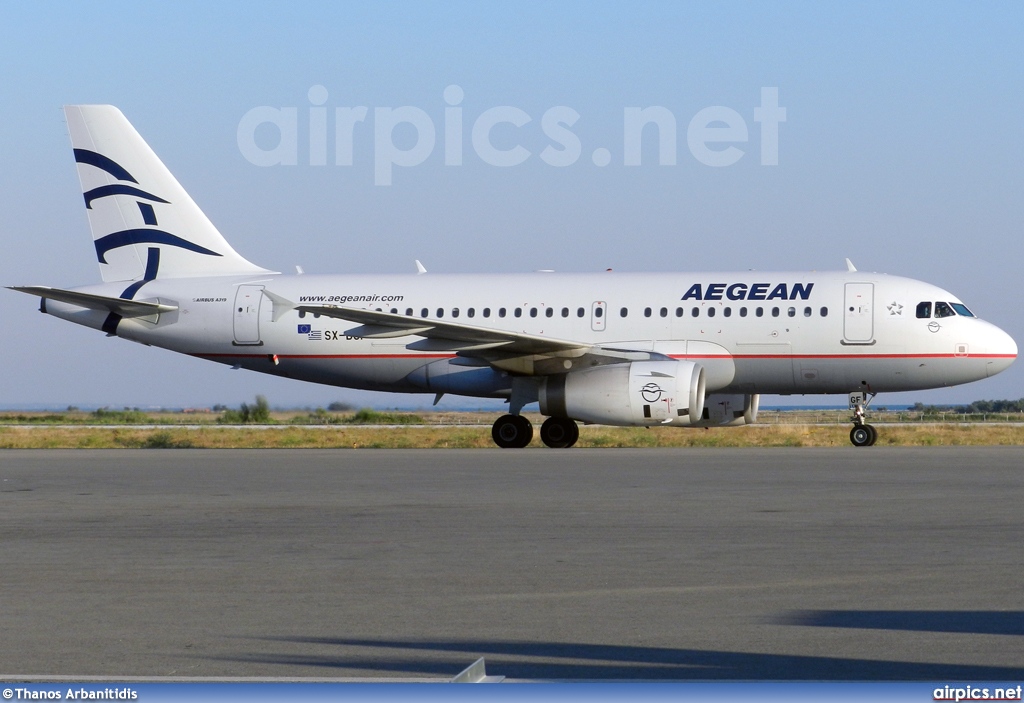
[2, 2, 1022, 409]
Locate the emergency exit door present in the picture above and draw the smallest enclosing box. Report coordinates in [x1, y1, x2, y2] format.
[233, 285, 264, 345]
[843, 282, 874, 343]
[591, 301, 606, 331]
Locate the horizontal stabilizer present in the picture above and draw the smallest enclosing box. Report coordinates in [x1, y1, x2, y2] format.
[8, 285, 177, 317]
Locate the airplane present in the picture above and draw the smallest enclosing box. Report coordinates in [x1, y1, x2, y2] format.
[8, 105, 1018, 448]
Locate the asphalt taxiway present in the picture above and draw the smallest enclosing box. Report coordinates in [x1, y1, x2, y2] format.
[2, 447, 1023, 680]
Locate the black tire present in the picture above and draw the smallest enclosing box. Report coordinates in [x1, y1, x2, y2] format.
[492, 414, 533, 448]
[850, 425, 872, 447]
[866, 424, 878, 446]
[540, 417, 579, 448]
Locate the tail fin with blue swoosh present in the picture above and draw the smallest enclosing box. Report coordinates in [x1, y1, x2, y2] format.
[64, 105, 272, 282]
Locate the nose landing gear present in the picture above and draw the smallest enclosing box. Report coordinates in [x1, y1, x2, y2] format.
[849, 391, 878, 447]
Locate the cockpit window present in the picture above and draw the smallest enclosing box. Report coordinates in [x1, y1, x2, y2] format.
[950, 303, 975, 317]
[916, 302, 932, 318]
[934, 302, 956, 318]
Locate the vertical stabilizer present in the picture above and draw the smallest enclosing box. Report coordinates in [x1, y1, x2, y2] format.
[64, 105, 272, 282]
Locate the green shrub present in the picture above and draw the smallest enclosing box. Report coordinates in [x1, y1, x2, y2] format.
[217, 395, 273, 424]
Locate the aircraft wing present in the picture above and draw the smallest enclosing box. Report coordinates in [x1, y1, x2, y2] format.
[292, 303, 587, 355]
[265, 293, 664, 374]
[8, 285, 177, 317]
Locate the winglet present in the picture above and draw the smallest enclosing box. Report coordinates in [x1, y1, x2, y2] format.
[415, 260, 427, 274]
[845, 258, 857, 272]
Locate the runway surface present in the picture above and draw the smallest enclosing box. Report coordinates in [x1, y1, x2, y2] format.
[2, 447, 1023, 680]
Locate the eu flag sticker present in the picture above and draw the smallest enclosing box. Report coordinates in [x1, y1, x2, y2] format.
[297, 324, 312, 334]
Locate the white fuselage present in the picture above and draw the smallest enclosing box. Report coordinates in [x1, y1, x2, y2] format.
[44, 269, 1018, 400]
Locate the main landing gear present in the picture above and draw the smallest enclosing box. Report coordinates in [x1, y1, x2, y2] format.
[491, 415, 580, 448]
[539, 416, 579, 448]
[849, 391, 878, 447]
[492, 414, 533, 448]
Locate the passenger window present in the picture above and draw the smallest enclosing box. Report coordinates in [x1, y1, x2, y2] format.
[804, 307, 811, 317]
[561, 307, 569, 317]
[820, 307, 828, 317]
[756, 307, 764, 317]
[772, 307, 780, 317]
[691, 307, 699, 317]
[740, 307, 747, 317]
[483, 308, 491, 318]
[436, 308, 444, 318]
[467, 308, 475, 318]
[452, 308, 460, 318]
[620, 307, 628, 318]
[660, 307, 668, 317]
[707, 307, 716, 318]
[723, 307, 731, 318]
[644, 307, 652, 317]
[421, 308, 429, 318]
[577, 307, 585, 318]
[595, 307, 603, 318]
[916, 302, 932, 318]
[405, 308, 413, 316]
[514, 308, 522, 318]
[934, 302, 956, 318]
[545, 307, 553, 317]
[390, 308, 398, 314]
[498, 308, 507, 318]
[787, 307, 795, 317]
[675, 307, 683, 317]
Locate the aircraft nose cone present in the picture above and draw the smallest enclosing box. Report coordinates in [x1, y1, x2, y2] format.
[985, 323, 1017, 378]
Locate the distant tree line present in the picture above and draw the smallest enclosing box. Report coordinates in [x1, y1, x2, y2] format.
[911, 399, 1024, 414]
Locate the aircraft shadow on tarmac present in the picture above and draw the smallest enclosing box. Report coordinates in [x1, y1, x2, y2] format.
[780, 610, 1024, 637]
[219, 627, 1024, 680]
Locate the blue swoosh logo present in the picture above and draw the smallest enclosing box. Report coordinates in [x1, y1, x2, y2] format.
[84, 184, 169, 209]
[73, 149, 137, 183]
[94, 229, 222, 264]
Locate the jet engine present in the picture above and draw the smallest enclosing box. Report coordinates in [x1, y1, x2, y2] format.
[539, 360, 706, 426]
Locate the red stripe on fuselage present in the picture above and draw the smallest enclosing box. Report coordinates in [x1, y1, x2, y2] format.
[191, 352, 1016, 361]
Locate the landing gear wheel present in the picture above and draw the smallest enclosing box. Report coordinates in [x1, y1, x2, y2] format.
[866, 424, 878, 446]
[492, 414, 534, 448]
[850, 425, 876, 447]
[540, 417, 579, 448]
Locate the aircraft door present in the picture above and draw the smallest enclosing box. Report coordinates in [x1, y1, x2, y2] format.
[843, 283, 874, 343]
[233, 284, 264, 345]
[591, 301, 606, 331]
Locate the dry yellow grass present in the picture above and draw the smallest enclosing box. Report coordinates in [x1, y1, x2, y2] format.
[1, 423, 1022, 449]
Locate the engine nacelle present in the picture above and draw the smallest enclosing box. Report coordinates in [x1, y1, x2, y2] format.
[695, 393, 760, 427]
[539, 360, 706, 427]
